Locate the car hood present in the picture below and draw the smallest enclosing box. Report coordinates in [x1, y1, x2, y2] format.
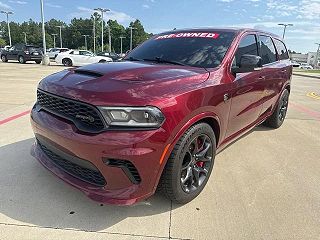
[38, 61, 210, 106]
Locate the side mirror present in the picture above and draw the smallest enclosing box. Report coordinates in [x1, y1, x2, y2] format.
[232, 54, 262, 74]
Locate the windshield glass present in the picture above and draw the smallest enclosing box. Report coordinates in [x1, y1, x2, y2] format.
[125, 31, 236, 68]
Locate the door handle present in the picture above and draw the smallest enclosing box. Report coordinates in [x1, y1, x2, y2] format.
[258, 76, 266, 80]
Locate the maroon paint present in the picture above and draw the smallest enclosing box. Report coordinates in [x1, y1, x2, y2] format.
[30, 28, 292, 205]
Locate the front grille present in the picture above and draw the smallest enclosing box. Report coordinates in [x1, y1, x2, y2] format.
[38, 140, 106, 187]
[106, 159, 141, 184]
[37, 90, 105, 133]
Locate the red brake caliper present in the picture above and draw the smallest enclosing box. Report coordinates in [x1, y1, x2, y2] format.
[196, 138, 204, 168]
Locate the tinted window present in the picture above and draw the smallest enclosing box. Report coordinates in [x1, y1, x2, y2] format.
[259, 35, 277, 65]
[125, 31, 236, 68]
[235, 34, 258, 66]
[16, 45, 23, 51]
[273, 39, 289, 60]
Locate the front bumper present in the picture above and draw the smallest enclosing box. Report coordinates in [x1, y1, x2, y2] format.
[30, 107, 170, 205]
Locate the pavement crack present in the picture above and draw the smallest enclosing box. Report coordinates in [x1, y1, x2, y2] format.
[0, 222, 170, 239]
[169, 200, 173, 239]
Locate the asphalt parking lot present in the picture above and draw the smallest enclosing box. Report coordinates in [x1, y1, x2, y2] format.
[0, 62, 320, 240]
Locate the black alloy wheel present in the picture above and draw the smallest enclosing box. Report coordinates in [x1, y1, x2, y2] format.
[180, 134, 213, 193]
[159, 123, 216, 204]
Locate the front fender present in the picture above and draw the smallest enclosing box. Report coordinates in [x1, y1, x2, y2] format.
[151, 110, 221, 193]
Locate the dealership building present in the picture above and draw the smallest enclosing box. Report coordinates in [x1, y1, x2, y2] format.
[290, 52, 320, 66]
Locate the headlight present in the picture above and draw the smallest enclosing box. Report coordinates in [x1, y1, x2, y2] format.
[99, 106, 165, 128]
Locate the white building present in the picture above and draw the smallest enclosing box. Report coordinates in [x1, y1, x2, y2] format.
[290, 52, 319, 67]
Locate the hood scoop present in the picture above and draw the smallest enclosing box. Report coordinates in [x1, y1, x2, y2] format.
[73, 69, 104, 78]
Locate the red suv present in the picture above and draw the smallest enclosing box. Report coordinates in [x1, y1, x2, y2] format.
[31, 28, 291, 205]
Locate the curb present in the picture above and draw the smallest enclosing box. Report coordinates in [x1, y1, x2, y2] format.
[293, 73, 320, 79]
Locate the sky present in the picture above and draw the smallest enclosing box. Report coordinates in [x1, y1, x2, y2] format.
[0, 0, 319, 53]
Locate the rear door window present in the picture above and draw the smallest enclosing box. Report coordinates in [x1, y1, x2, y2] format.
[258, 35, 277, 65]
[273, 39, 289, 60]
[234, 34, 258, 66]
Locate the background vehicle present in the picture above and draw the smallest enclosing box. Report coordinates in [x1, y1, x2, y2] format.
[97, 52, 121, 61]
[1, 44, 42, 64]
[55, 50, 113, 66]
[299, 63, 313, 69]
[290, 60, 300, 67]
[48, 48, 69, 60]
[31, 28, 291, 205]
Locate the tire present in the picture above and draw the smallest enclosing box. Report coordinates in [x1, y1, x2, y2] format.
[18, 55, 25, 64]
[35, 60, 41, 64]
[99, 59, 107, 63]
[1, 55, 8, 62]
[159, 123, 216, 204]
[62, 58, 72, 67]
[264, 89, 290, 129]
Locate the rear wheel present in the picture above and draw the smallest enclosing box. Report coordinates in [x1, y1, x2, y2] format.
[159, 123, 216, 204]
[62, 58, 72, 67]
[1, 55, 7, 62]
[264, 89, 289, 128]
[18, 55, 25, 64]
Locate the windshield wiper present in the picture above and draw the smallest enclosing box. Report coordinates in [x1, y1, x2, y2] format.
[143, 57, 188, 66]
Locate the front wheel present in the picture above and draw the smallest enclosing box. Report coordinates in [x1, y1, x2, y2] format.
[62, 58, 72, 67]
[18, 55, 26, 64]
[264, 89, 289, 128]
[159, 123, 216, 204]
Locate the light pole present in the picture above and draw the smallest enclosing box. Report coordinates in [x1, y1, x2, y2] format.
[1, 11, 13, 46]
[82, 34, 89, 50]
[40, 0, 49, 65]
[56, 26, 63, 48]
[108, 25, 111, 52]
[129, 27, 136, 51]
[51, 33, 57, 48]
[278, 23, 293, 40]
[314, 43, 320, 69]
[94, 8, 110, 52]
[23, 32, 27, 44]
[93, 15, 96, 53]
[119, 36, 125, 55]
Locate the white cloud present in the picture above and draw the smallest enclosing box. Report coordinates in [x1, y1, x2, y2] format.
[70, 7, 135, 25]
[299, 0, 320, 19]
[9, 0, 27, 4]
[0, 1, 11, 10]
[142, 4, 150, 9]
[108, 10, 135, 23]
[218, 0, 234, 2]
[265, 0, 320, 20]
[46, 3, 62, 8]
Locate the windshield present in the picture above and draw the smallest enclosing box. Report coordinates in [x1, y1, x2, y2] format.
[125, 31, 236, 68]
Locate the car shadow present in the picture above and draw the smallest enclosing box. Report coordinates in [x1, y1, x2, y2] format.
[218, 124, 274, 154]
[0, 138, 173, 232]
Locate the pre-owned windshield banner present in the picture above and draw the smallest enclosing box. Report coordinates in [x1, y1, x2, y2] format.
[155, 32, 219, 40]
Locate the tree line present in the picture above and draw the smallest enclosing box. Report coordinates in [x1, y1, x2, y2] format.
[0, 13, 152, 53]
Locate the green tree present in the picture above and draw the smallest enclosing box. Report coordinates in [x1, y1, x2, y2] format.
[0, 16, 150, 53]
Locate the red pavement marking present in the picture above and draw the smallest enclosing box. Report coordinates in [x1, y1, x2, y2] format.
[289, 102, 320, 121]
[0, 110, 31, 126]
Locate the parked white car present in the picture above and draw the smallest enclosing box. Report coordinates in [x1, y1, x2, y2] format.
[299, 64, 314, 70]
[48, 48, 69, 59]
[55, 50, 113, 66]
